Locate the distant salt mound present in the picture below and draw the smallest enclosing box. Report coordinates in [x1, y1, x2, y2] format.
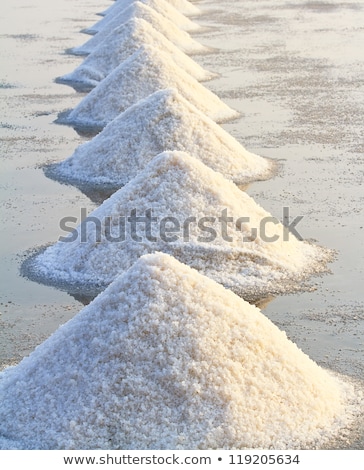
[1, 253, 356, 449]
[58, 19, 214, 92]
[98, 0, 200, 31]
[31, 151, 331, 300]
[49, 89, 271, 189]
[59, 46, 239, 131]
[101, 0, 201, 17]
[77, 2, 208, 55]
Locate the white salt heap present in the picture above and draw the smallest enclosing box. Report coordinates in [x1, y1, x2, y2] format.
[32, 151, 331, 300]
[60, 45, 239, 130]
[98, 0, 200, 31]
[50, 89, 272, 188]
[77, 2, 208, 55]
[0, 253, 357, 449]
[101, 0, 201, 17]
[58, 19, 214, 91]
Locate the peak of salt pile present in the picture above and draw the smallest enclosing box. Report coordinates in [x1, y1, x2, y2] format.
[59, 45, 239, 131]
[58, 18, 214, 92]
[98, 0, 200, 31]
[1, 253, 355, 449]
[50, 89, 272, 189]
[31, 151, 331, 301]
[78, 2, 208, 55]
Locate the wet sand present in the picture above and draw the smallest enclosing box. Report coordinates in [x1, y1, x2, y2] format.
[0, 0, 363, 448]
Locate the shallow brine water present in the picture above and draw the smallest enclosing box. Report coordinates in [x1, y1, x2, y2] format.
[0, 0, 363, 449]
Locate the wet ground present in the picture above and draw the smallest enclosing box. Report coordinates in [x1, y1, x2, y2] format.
[0, 0, 363, 449]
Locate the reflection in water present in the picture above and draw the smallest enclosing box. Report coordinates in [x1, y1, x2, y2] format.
[54, 110, 103, 138]
[71, 292, 97, 306]
[55, 76, 94, 93]
[254, 295, 275, 310]
[43, 164, 117, 204]
[65, 47, 88, 57]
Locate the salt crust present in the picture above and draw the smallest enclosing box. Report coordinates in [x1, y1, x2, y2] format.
[50, 89, 272, 188]
[60, 45, 239, 129]
[0, 253, 356, 449]
[58, 18, 214, 91]
[77, 2, 208, 55]
[98, 0, 200, 31]
[33, 151, 331, 300]
[101, 0, 201, 17]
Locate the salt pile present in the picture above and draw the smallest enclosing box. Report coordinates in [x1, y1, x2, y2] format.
[1, 253, 356, 449]
[77, 2, 208, 55]
[49, 89, 272, 189]
[97, 0, 200, 31]
[58, 18, 214, 92]
[101, 0, 201, 17]
[30, 151, 331, 300]
[59, 45, 239, 131]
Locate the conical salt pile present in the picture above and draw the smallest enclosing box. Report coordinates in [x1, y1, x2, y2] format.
[77, 2, 208, 55]
[49, 89, 272, 189]
[159, 0, 201, 15]
[59, 45, 239, 131]
[58, 18, 214, 92]
[1, 253, 355, 449]
[30, 151, 331, 300]
[98, 0, 200, 31]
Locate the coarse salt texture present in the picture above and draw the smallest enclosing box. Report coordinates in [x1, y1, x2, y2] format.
[0, 253, 356, 449]
[58, 18, 214, 92]
[98, 0, 200, 31]
[49, 88, 272, 189]
[59, 45, 239, 130]
[77, 2, 208, 55]
[30, 151, 331, 300]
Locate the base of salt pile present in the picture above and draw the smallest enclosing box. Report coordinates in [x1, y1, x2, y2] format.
[1, 253, 360, 449]
[29, 151, 331, 301]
